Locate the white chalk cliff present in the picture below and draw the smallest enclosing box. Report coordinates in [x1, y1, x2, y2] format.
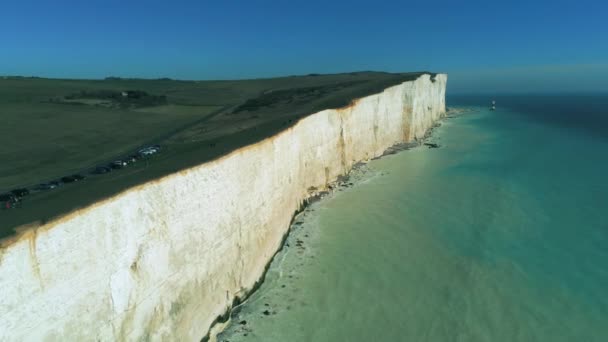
[0, 74, 446, 341]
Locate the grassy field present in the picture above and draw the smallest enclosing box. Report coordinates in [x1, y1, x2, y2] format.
[0, 102, 222, 189]
[0, 72, 433, 239]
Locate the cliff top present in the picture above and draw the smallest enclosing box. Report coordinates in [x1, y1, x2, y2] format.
[0, 71, 437, 239]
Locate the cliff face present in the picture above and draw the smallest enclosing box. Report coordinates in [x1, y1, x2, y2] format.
[0, 74, 446, 341]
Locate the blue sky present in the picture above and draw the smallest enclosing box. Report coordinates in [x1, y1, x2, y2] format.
[2, 0, 607, 93]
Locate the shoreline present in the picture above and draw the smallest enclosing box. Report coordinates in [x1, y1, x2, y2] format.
[215, 99, 608, 342]
[206, 108, 460, 341]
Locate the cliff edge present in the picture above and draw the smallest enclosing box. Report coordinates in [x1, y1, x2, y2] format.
[0, 74, 446, 341]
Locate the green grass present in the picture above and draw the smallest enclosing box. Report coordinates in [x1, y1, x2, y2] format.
[0, 102, 221, 189]
[0, 71, 434, 239]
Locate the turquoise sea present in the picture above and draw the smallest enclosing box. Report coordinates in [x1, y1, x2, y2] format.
[220, 95, 608, 341]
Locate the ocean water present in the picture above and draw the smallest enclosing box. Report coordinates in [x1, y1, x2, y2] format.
[219, 95, 608, 342]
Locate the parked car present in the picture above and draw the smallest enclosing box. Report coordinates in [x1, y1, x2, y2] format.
[110, 160, 127, 169]
[10, 188, 30, 198]
[91, 166, 112, 174]
[138, 145, 161, 156]
[32, 183, 58, 191]
[0, 193, 18, 209]
[0, 193, 16, 202]
[72, 174, 86, 181]
[125, 155, 138, 164]
[138, 149, 154, 156]
[61, 176, 77, 183]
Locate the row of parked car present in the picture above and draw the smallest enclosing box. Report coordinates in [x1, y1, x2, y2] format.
[1, 145, 162, 210]
[91, 145, 161, 174]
